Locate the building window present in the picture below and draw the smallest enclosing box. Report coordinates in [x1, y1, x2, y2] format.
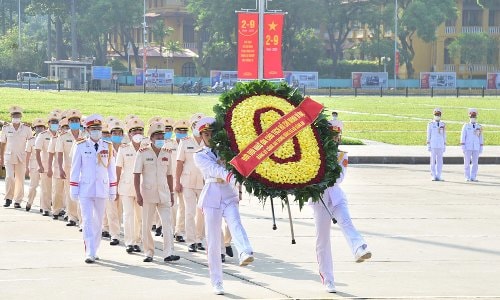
[183, 23, 195, 43]
[444, 39, 453, 64]
[462, 10, 482, 26]
[182, 62, 196, 77]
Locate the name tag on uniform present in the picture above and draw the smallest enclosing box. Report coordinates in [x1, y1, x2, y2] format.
[66, 140, 72, 142]
[126, 154, 134, 157]
[187, 147, 194, 149]
[45, 138, 50, 140]
[146, 158, 154, 161]
[84, 151, 92, 154]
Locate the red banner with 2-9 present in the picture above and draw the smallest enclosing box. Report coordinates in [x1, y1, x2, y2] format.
[237, 13, 259, 80]
[263, 13, 284, 79]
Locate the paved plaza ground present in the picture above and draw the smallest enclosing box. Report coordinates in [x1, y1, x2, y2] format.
[1, 162, 499, 299]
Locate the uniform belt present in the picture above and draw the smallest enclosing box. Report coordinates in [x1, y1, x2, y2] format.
[206, 178, 225, 183]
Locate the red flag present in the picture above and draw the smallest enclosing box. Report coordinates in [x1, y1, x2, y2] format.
[263, 13, 284, 79]
[237, 13, 259, 80]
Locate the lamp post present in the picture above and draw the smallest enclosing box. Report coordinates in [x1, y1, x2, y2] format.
[381, 56, 391, 73]
[18, 0, 21, 49]
[143, 0, 148, 89]
[394, 0, 398, 89]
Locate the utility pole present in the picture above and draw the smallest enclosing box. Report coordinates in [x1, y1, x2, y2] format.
[71, 0, 78, 60]
[394, 0, 398, 89]
[18, 0, 21, 49]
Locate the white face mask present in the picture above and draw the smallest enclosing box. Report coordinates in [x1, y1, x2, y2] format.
[11, 118, 21, 124]
[470, 118, 477, 123]
[132, 134, 144, 144]
[89, 130, 102, 141]
[434, 116, 441, 121]
[192, 128, 200, 137]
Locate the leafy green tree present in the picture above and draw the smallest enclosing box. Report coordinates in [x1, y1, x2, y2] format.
[151, 20, 174, 56]
[448, 32, 491, 78]
[0, 27, 44, 79]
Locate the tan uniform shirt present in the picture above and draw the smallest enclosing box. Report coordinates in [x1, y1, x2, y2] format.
[25, 136, 38, 169]
[35, 130, 55, 169]
[48, 135, 61, 178]
[176, 137, 204, 189]
[0, 123, 32, 164]
[164, 139, 179, 176]
[134, 146, 173, 204]
[116, 143, 139, 197]
[55, 130, 83, 172]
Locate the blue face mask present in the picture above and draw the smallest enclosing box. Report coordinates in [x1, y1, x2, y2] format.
[111, 136, 123, 144]
[69, 122, 80, 130]
[176, 133, 187, 139]
[49, 124, 59, 132]
[102, 136, 112, 142]
[164, 132, 173, 139]
[154, 139, 165, 148]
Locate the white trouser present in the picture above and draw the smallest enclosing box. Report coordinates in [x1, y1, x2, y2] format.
[142, 202, 174, 258]
[5, 162, 26, 203]
[27, 168, 40, 205]
[464, 150, 480, 180]
[105, 197, 122, 240]
[430, 148, 444, 179]
[39, 173, 52, 211]
[121, 195, 142, 246]
[171, 192, 186, 236]
[80, 197, 107, 257]
[311, 189, 366, 284]
[184, 188, 205, 244]
[203, 199, 253, 286]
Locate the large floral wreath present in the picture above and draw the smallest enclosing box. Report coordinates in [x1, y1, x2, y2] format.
[212, 80, 341, 208]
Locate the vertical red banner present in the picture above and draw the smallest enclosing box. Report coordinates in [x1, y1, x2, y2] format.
[237, 13, 259, 80]
[263, 13, 284, 79]
[395, 50, 400, 76]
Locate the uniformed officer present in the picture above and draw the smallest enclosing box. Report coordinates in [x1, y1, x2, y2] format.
[47, 115, 65, 219]
[56, 109, 84, 227]
[70, 114, 117, 263]
[117, 118, 145, 253]
[164, 118, 186, 243]
[310, 120, 371, 294]
[134, 121, 180, 263]
[0, 106, 32, 208]
[35, 112, 60, 216]
[426, 108, 447, 181]
[176, 114, 206, 252]
[460, 108, 484, 181]
[25, 118, 46, 211]
[147, 116, 166, 236]
[193, 117, 254, 295]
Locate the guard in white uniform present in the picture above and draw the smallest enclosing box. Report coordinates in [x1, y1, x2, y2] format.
[310, 120, 371, 294]
[70, 114, 117, 263]
[426, 108, 446, 181]
[193, 117, 254, 295]
[460, 108, 484, 181]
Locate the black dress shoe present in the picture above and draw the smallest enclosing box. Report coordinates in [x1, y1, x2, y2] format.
[155, 226, 162, 236]
[143, 256, 153, 262]
[133, 245, 141, 252]
[14, 202, 21, 209]
[225, 246, 234, 257]
[126, 245, 134, 253]
[63, 216, 68, 221]
[39, 209, 43, 213]
[25, 204, 31, 211]
[66, 220, 77, 226]
[221, 254, 226, 263]
[58, 210, 66, 217]
[188, 243, 197, 252]
[52, 215, 59, 220]
[42, 211, 49, 216]
[151, 225, 156, 231]
[196, 243, 205, 251]
[110, 239, 119, 246]
[175, 235, 186, 243]
[101, 231, 110, 238]
[3, 199, 12, 207]
[79, 228, 83, 232]
[164, 255, 180, 262]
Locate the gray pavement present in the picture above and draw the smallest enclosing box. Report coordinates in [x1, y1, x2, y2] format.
[1, 164, 500, 299]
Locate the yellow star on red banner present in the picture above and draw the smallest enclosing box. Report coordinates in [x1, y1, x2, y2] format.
[268, 21, 278, 31]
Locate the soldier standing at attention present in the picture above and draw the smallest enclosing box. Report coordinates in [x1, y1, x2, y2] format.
[134, 121, 180, 263]
[70, 114, 117, 263]
[1, 106, 32, 208]
[461, 108, 484, 182]
[426, 108, 446, 181]
[193, 117, 254, 295]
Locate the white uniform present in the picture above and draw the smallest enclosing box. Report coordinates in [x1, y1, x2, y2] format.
[116, 143, 142, 247]
[460, 122, 484, 181]
[310, 152, 368, 285]
[70, 138, 117, 258]
[194, 146, 253, 287]
[426, 120, 446, 180]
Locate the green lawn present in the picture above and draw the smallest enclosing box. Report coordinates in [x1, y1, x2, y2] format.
[1, 89, 499, 145]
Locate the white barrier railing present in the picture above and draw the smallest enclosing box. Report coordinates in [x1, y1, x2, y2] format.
[462, 26, 483, 33]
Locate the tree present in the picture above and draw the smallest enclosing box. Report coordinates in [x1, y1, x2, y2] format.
[164, 39, 183, 70]
[397, 0, 457, 78]
[0, 27, 44, 79]
[448, 33, 491, 78]
[151, 20, 173, 56]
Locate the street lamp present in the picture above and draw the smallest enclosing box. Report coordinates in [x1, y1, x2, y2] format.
[381, 56, 391, 73]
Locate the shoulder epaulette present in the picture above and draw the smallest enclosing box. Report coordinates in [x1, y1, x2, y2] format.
[120, 143, 129, 148]
[181, 136, 191, 141]
[103, 140, 112, 144]
[76, 138, 86, 145]
[195, 148, 204, 153]
[138, 147, 148, 153]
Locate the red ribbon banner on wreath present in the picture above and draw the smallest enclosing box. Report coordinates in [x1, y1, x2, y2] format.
[263, 13, 284, 79]
[237, 12, 259, 80]
[230, 97, 324, 177]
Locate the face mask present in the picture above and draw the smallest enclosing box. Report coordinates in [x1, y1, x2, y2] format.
[61, 127, 69, 133]
[164, 132, 173, 140]
[34, 127, 44, 134]
[89, 130, 102, 140]
[49, 124, 59, 132]
[470, 118, 477, 123]
[434, 116, 441, 121]
[11, 118, 21, 124]
[192, 128, 200, 137]
[154, 139, 165, 148]
[69, 122, 80, 130]
[176, 133, 187, 139]
[103, 136, 112, 142]
[111, 136, 123, 144]
[132, 134, 144, 144]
